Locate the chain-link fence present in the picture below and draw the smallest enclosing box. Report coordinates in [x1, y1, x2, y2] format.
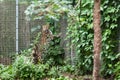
[0, 0, 39, 65]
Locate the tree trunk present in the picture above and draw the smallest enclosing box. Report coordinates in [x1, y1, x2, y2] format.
[33, 24, 52, 63]
[93, 0, 101, 80]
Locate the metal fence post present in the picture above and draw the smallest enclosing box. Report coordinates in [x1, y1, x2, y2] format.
[16, 0, 19, 53]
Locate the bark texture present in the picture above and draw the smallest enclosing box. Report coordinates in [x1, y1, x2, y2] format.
[32, 24, 54, 63]
[93, 0, 101, 80]
[32, 24, 49, 63]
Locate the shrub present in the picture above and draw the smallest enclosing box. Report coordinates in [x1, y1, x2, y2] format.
[114, 61, 120, 80]
[0, 55, 66, 80]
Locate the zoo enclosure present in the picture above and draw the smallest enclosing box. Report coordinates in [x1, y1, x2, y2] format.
[0, 0, 40, 64]
[0, 0, 68, 65]
[0, 0, 120, 65]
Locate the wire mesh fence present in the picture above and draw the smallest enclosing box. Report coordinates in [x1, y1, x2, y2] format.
[0, 0, 38, 65]
[0, 0, 16, 64]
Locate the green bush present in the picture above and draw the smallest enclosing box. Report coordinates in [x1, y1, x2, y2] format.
[0, 54, 71, 80]
[13, 56, 35, 80]
[0, 65, 15, 80]
[42, 36, 65, 66]
[114, 61, 120, 80]
[59, 65, 75, 74]
[49, 76, 73, 80]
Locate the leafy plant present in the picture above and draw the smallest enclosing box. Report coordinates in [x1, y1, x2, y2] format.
[42, 36, 65, 66]
[49, 75, 73, 80]
[0, 53, 72, 80]
[25, 0, 72, 21]
[66, 0, 94, 75]
[59, 64, 75, 74]
[114, 55, 120, 80]
[24, 0, 120, 79]
[0, 65, 15, 80]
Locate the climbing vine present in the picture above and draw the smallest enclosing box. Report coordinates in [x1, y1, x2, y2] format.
[67, 0, 120, 78]
[25, 0, 120, 78]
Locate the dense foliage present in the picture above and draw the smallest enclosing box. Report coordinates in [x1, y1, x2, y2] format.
[25, 0, 120, 79]
[100, 0, 120, 78]
[42, 36, 65, 66]
[67, 0, 120, 78]
[25, 0, 72, 21]
[0, 0, 119, 80]
[0, 54, 75, 80]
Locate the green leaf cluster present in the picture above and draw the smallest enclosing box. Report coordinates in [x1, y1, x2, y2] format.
[0, 54, 76, 80]
[42, 36, 65, 66]
[25, 0, 72, 21]
[24, 0, 120, 78]
[67, 0, 120, 78]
